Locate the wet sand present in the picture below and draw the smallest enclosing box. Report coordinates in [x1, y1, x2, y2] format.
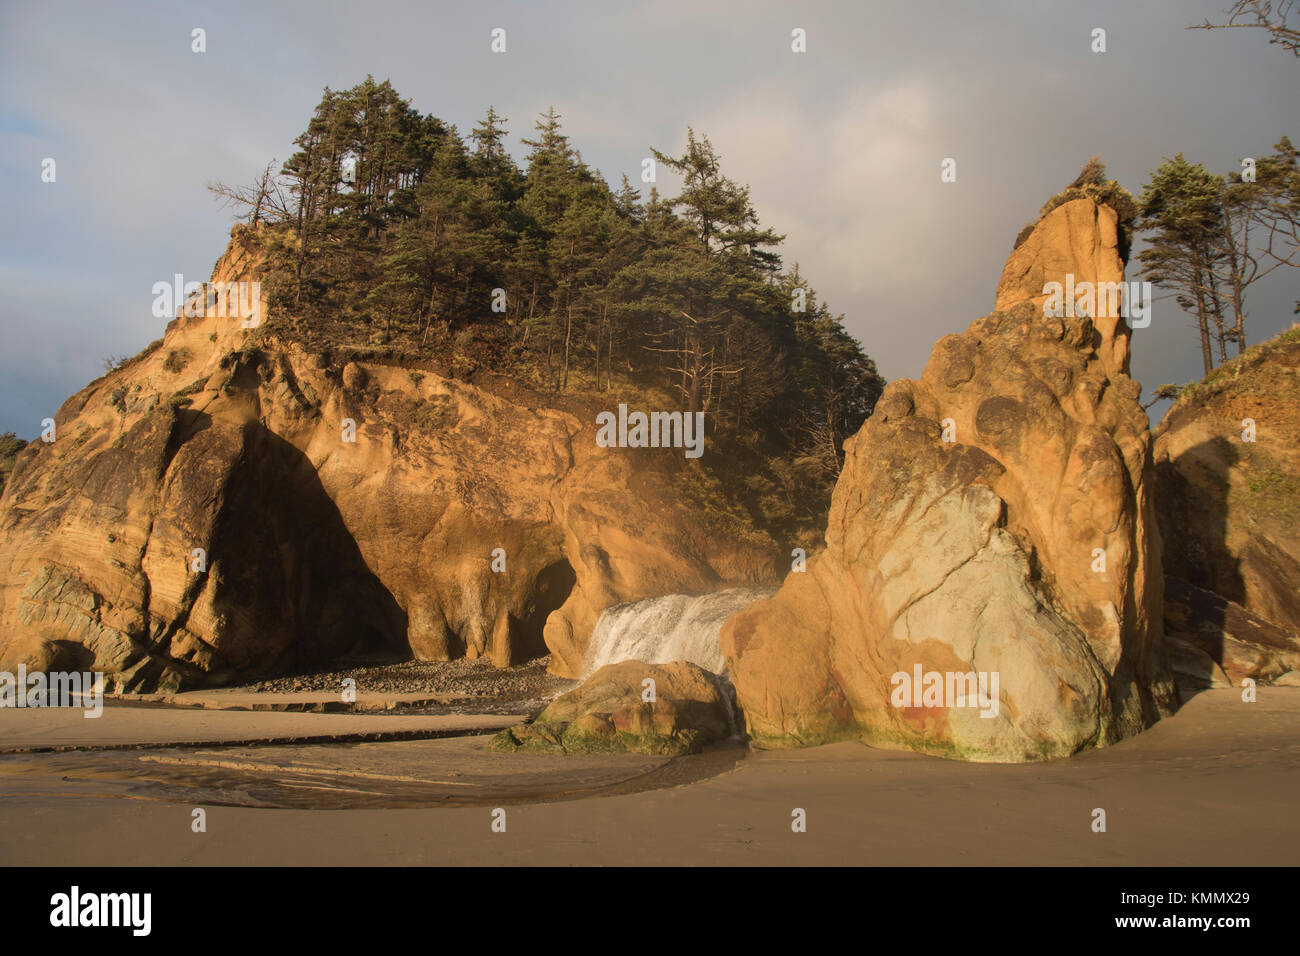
[0, 688, 1297, 866]
[0, 704, 523, 752]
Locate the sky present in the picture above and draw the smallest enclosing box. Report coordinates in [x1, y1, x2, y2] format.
[1, 0, 1297, 438]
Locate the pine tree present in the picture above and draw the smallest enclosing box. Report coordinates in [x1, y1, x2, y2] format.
[1138, 141, 1300, 370]
[613, 174, 642, 224]
[1138, 155, 1227, 374]
[213, 78, 892, 543]
[624, 130, 786, 414]
[1218, 136, 1300, 352]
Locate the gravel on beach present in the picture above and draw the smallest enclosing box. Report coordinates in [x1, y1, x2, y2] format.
[233, 656, 577, 712]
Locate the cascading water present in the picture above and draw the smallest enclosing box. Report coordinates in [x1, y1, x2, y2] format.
[582, 587, 777, 679]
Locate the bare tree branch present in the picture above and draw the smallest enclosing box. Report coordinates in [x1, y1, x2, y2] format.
[1189, 1, 1300, 56]
[207, 159, 295, 224]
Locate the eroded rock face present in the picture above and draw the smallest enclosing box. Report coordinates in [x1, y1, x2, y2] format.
[1163, 578, 1299, 687]
[0, 226, 774, 691]
[720, 198, 1177, 762]
[1153, 331, 1300, 684]
[489, 660, 733, 755]
[995, 195, 1131, 380]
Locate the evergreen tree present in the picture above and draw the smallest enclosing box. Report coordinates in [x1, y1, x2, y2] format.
[629, 130, 785, 414]
[216, 78, 886, 541]
[1138, 141, 1299, 370]
[1137, 155, 1227, 374]
[1218, 136, 1300, 351]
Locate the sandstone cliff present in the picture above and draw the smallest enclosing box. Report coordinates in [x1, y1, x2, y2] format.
[0, 226, 776, 691]
[720, 197, 1178, 762]
[1153, 329, 1300, 686]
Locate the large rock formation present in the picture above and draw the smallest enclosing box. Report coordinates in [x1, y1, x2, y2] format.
[1153, 329, 1300, 686]
[720, 198, 1177, 762]
[0, 226, 774, 691]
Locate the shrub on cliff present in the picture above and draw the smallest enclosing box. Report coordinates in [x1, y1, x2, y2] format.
[1013, 156, 1137, 252]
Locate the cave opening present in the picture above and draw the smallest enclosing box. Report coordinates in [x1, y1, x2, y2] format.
[517, 558, 577, 661]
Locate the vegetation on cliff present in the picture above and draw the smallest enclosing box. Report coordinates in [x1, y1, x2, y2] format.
[0, 432, 26, 495]
[1135, 138, 1298, 375]
[1010, 141, 1298, 405]
[207, 76, 884, 546]
[1013, 157, 1138, 253]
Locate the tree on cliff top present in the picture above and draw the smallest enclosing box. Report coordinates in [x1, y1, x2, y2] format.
[1137, 140, 1300, 373]
[207, 78, 884, 545]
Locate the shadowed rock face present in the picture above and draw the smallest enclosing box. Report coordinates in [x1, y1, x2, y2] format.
[1162, 577, 1299, 687]
[721, 198, 1177, 762]
[1, 403, 408, 692]
[1153, 332, 1300, 686]
[0, 227, 775, 691]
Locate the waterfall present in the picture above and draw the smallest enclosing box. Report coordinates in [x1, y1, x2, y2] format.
[582, 587, 777, 679]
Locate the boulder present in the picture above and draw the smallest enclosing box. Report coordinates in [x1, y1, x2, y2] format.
[721, 198, 1177, 762]
[489, 660, 733, 755]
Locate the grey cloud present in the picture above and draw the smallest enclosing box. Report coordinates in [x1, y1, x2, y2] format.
[1, 0, 1296, 435]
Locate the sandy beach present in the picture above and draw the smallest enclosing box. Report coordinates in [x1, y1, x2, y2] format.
[1, 687, 1296, 867]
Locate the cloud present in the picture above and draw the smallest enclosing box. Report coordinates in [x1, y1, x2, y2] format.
[1, 0, 1298, 436]
[698, 81, 940, 289]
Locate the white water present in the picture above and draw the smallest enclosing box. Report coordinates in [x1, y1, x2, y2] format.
[582, 587, 777, 679]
